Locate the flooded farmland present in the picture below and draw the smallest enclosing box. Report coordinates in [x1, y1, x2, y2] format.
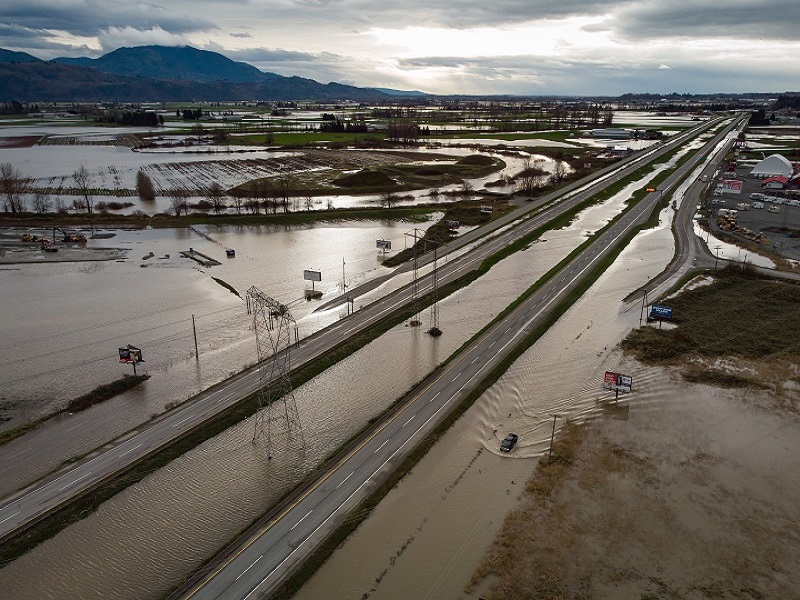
[0, 152, 683, 599]
[0, 215, 453, 496]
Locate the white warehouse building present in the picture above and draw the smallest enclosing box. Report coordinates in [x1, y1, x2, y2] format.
[750, 154, 794, 179]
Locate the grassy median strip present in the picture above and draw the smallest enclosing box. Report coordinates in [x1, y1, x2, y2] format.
[0, 375, 150, 448]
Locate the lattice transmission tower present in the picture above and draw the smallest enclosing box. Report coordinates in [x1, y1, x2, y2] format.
[404, 228, 443, 336]
[428, 238, 442, 337]
[405, 228, 425, 327]
[247, 286, 305, 459]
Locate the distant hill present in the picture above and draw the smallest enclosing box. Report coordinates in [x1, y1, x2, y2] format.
[0, 45, 397, 102]
[0, 49, 42, 64]
[54, 45, 267, 83]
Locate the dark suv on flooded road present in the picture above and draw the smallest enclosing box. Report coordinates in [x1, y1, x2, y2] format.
[500, 433, 518, 452]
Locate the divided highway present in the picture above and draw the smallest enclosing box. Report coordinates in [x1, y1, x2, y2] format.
[0, 115, 734, 547]
[176, 116, 746, 599]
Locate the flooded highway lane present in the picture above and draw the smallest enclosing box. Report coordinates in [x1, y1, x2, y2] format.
[294, 200, 681, 600]
[0, 161, 676, 599]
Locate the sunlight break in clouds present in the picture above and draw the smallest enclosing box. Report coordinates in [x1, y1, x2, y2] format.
[367, 17, 607, 59]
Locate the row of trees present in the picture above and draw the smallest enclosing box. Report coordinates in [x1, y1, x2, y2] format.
[164, 180, 323, 217]
[319, 116, 368, 133]
[514, 156, 570, 197]
[1, 162, 96, 214]
[386, 120, 422, 143]
[96, 110, 163, 127]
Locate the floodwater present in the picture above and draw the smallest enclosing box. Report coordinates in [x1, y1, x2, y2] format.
[1, 111, 681, 217]
[0, 137, 551, 215]
[0, 157, 682, 599]
[294, 184, 682, 600]
[0, 216, 441, 495]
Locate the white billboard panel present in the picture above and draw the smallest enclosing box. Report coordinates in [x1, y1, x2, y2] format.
[721, 179, 742, 194]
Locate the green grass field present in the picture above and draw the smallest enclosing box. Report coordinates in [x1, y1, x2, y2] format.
[622, 268, 800, 364]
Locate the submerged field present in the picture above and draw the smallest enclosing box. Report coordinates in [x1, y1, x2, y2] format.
[467, 269, 800, 599]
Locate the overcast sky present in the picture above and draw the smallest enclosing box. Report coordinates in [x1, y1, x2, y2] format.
[2, 0, 798, 95]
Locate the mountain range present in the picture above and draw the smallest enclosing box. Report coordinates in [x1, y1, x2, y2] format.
[0, 45, 413, 102]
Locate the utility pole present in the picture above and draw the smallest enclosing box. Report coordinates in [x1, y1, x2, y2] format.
[192, 314, 199, 360]
[639, 289, 649, 328]
[548, 414, 559, 458]
[342, 257, 346, 292]
[714, 245, 722, 271]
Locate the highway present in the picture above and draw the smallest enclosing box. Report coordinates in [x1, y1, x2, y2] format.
[175, 116, 746, 599]
[0, 115, 731, 545]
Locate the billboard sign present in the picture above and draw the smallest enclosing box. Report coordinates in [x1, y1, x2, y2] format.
[721, 179, 742, 194]
[603, 371, 632, 393]
[376, 239, 392, 250]
[119, 346, 143, 363]
[649, 305, 673, 320]
[303, 269, 322, 282]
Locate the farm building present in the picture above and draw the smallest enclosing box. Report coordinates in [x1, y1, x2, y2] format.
[591, 128, 635, 139]
[762, 176, 788, 190]
[750, 154, 794, 179]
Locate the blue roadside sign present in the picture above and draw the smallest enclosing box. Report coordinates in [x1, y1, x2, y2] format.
[650, 305, 673, 320]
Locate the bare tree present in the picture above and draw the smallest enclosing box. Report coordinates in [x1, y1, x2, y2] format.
[0, 162, 28, 213]
[231, 191, 244, 214]
[304, 192, 314, 211]
[244, 199, 260, 214]
[136, 170, 156, 202]
[32, 191, 51, 214]
[267, 182, 279, 214]
[72, 165, 94, 215]
[551, 159, 567, 183]
[168, 188, 188, 216]
[278, 174, 291, 213]
[206, 182, 227, 213]
[517, 156, 545, 196]
[379, 188, 395, 209]
[386, 119, 420, 143]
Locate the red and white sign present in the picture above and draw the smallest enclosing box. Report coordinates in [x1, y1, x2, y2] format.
[603, 370, 633, 393]
[720, 179, 742, 194]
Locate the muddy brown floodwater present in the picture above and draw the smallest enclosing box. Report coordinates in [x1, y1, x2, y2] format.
[0, 164, 681, 598]
[293, 200, 680, 600]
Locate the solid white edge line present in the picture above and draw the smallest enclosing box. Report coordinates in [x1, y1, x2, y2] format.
[335, 471, 354, 490]
[235, 556, 261, 581]
[290, 510, 313, 531]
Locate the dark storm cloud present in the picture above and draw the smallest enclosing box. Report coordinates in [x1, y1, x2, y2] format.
[611, 0, 800, 41]
[319, 0, 629, 29]
[0, 23, 95, 56]
[0, 0, 215, 38]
